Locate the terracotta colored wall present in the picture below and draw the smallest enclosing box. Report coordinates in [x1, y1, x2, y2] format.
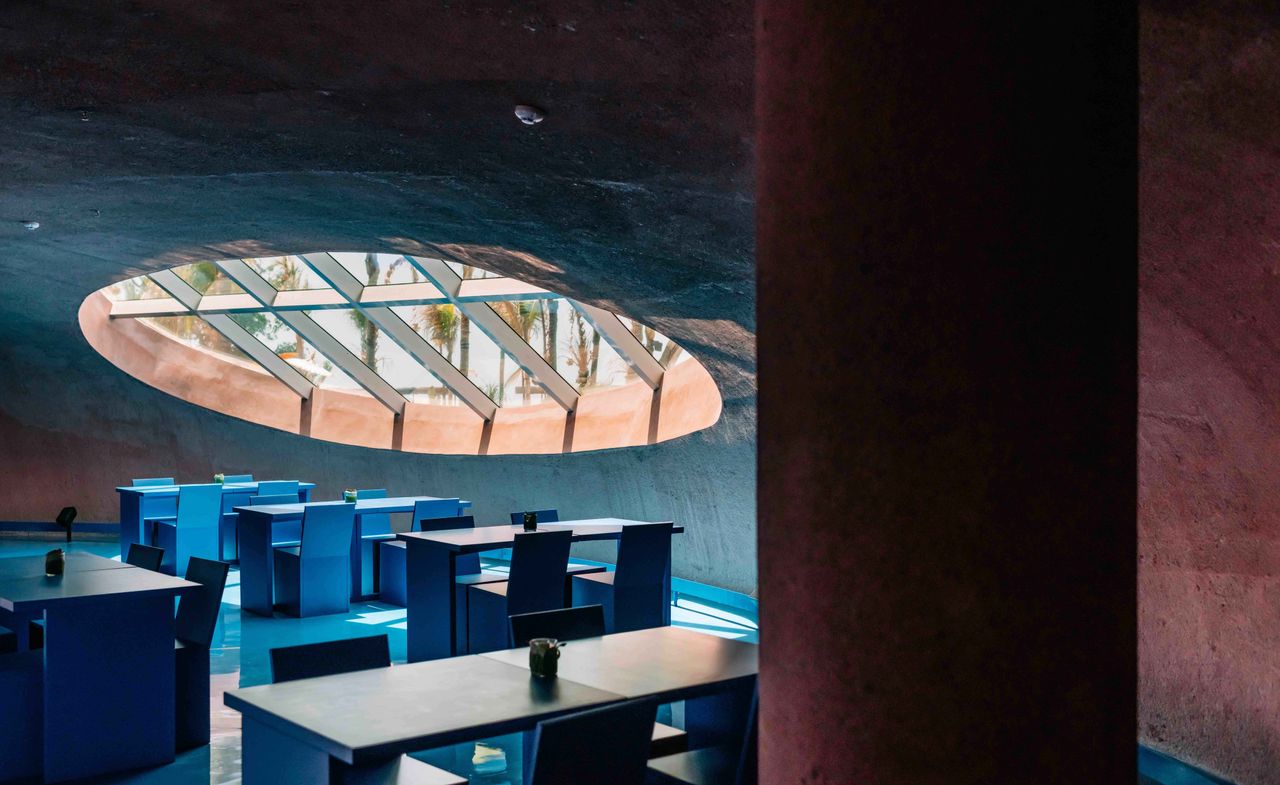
[757, 2, 1135, 782]
[81, 291, 723, 455]
[1139, 4, 1280, 782]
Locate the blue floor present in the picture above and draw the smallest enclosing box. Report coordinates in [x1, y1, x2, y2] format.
[0, 538, 758, 785]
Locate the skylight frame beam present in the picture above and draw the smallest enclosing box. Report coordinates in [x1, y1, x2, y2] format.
[146, 270, 315, 399]
[216, 258, 407, 413]
[571, 301, 666, 390]
[303, 252, 499, 421]
[406, 253, 580, 412]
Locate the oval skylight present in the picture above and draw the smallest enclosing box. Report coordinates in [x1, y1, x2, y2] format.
[81, 251, 721, 455]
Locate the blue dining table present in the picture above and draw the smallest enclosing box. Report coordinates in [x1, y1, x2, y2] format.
[0, 554, 196, 783]
[398, 519, 682, 662]
[233, 496, 469, 616]
[115, 481, 315, 561]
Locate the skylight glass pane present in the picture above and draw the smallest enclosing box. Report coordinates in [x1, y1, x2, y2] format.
[139, 316, 253, 363]
[173, 262, 246, 296]
[246, 256, 332, 291]
[109, 275, 169, 301]
[305, 309, 459, 405]
[489, 298, 636, 394]
[442, 259, 502, 279]
[331, 252, 426, 285]
[390, 305, 543, 407]
[614, 315, 688, 367]
[228, 311, 362, 392]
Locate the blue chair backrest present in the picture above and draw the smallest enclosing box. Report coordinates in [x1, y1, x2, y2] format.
[248, 494, 299, 506]
[614, 522, 674, 588]
[528, 698, 656, 785]
[509, 604, 605, 648]
[125, 543, 165, 572]
[418, 514, 480, 575]
[223, 474, 254, 484]
[176, 484, 223, 529]
[357, 489, 391, 536]
[132, 477, 174, 487]
[507, 530, 572, 616]
[175, 556, 231, 647]
[300, 503, 356, 559]
[269, 634, 390, 684]
[509, 509, 560, 526]
[411, 498, 462, 531]
[258, 480, 299, 496]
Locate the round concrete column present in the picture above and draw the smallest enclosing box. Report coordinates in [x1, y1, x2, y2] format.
[756, 3, 1136, 782]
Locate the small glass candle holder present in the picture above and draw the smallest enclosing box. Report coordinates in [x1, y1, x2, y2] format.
[522, 511, 538, 532]
[344, 488, 358, 503]
[214, 473, 225, 484]
[529, 637, 561, 678]
[45, 548, 65, 577]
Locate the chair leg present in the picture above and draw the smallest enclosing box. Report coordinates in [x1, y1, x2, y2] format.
[175, 643, 211, 751]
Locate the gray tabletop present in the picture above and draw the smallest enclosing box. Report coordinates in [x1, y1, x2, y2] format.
[224, 654, 625, 763]
[398, 519, 683, 553]
[480, 626, 759, 701]
[0, 552, 131, 580]
[233, 496, 469, 520]
[0, 564, 197, 612]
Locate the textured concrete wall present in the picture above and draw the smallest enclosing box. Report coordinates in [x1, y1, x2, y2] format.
[757, 2, 1135, 782]
[1140, 3, 1280, 782]
[0, 295, 755, 593]
[0, 1, 757, 594]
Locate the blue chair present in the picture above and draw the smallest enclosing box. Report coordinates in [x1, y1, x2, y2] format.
[509, 509, 607, 600]
[150, 483, 223, 576]
[378, 500, 476, 606]
[174, 556, 231, 751]
[125, 542, 165, 572]
[647, 689, 758, 785]
[572, 522, 674, 633]
[240, 492, 310, 558]
[273, 502, 355, 617]
[467, 530, 571, 653]
[132, 477, 174, 487]
[352, 489, 391, 598]
[256, 481, 302, 545]
[527, 699, 657, 785]
[269, 634, 390, 683]
[215, 474, 253, 559]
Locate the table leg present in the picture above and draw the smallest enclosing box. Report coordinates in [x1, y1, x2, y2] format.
[405, 540, 456, 662]
[242, 716, 331, 785]
[663, 544, 673, 626]
[119, 492, 140, 560]
[349, 514, 365, 602]
[42, 593, 178, 783]
[240, 510, 277, 616]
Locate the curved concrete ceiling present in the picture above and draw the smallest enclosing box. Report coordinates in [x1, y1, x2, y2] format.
[0, 1, 758, 594]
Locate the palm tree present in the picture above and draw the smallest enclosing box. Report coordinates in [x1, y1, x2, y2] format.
[493, 300, 541, 403]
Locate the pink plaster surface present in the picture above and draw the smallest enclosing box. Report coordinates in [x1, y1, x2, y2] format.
[1140, 5, 1280, 781]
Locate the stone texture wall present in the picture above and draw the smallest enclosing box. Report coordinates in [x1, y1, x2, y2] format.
[1140, 4, 1280, 781]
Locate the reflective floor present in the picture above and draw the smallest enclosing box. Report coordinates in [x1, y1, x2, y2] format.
[0, 538, 758, 785]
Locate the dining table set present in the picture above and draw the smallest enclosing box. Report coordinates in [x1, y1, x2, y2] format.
[0, 476, 756, 785]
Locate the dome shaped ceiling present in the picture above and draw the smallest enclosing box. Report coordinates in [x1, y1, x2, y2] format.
[81, 250, 721, 455]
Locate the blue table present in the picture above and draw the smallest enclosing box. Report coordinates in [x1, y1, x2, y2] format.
[233, 496, 469, 616]
[398, 519, 682, 663]
[224, 627, 755, 785]
[0, 556, 196, 783]
[115, 481, 316, 561]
